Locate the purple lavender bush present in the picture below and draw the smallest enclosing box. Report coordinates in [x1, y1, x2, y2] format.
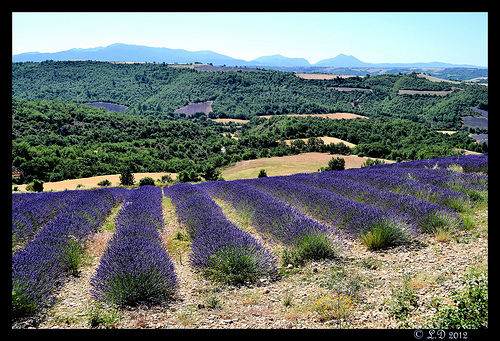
[319, 168, 473, 212]
[165, 183, 277, 284]
[365, 167, 487, 204]
[90, 186, 177, 306]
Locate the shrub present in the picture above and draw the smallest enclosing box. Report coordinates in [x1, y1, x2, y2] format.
[318, 157, 346, 172]
[138, 177, 155, 187]
[359, 217, 414, 250]
[12, 189, 129, 316]
[165, 183, 277, 284]
[281, 231, 338, 267]
[328, 156, 346, 171]
[389, 273, 417, 318]
[161, 174, 174, 184]
[425, 274, 488, 329]
[26, 179, 44, 192]
[91, 187, 177, 307]
[98, 179, 112, 187]
[362, 158, 385, 167]
[86, 300, 121, 328]
[258, 169, 267, 178]
[203, 246, 268, 285]
[64, 235, 85, 275]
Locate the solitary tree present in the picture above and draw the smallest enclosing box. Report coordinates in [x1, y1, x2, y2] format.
[327, 157, 345, 171]
[318, 156, 345, 172]
[120, 167, 135, 186]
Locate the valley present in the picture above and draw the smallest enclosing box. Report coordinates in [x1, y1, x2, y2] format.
[12, 60, 487, 186]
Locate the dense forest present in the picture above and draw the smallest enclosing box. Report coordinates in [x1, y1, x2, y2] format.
[12, 98, 484, 184]
[13, 61, 488, 130]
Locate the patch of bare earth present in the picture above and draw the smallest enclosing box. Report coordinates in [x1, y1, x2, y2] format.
[174, 101, 213, 116]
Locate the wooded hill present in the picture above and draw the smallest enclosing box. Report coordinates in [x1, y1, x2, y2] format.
[13, 61, 488, 130]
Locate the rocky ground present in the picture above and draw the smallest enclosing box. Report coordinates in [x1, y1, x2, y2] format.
[13, 200, 488, 330]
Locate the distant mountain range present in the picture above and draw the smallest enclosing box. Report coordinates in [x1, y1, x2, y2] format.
[12, 43, 487, 69]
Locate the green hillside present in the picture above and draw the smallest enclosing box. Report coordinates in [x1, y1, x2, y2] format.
[13, 61, 488, 130]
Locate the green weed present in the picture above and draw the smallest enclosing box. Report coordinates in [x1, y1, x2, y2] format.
[424, 274, 488, 329]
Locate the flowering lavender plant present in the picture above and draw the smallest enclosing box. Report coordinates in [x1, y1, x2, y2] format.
[282, 173, 463, 233]
[319, 168, 473, 212]
[370, 153, 488, 174]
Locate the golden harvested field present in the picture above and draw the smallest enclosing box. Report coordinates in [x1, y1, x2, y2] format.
[284, 136, 357, 148]
[436, 130, 457, 135]
[221, 152, 393, 181]
[260, 113, 368, 120]
[13, 172, 177, 192]
[416, 73, 461, 84]
[212, 118, 250, 124]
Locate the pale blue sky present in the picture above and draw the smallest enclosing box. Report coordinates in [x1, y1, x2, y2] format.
[12, 12, 488, 66]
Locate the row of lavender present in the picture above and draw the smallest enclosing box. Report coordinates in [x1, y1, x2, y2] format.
[164, 183, 277, 284]
[12, 188, 129, 316]
[90, 186, 177, 306]
[13, 190, 84, 249]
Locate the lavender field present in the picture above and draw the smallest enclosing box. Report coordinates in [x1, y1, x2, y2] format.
[12, 153, 488, 328]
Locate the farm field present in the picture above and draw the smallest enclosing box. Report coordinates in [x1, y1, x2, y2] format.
[174, 100, 213, 116]
[212, 118, 250, 124]
[284, 136, 358, 148]
[295, 73, 357, 80]
[220, 153, 382, 180]
[12, 172, 177, 192]
[12, 154, 487, 329]
[260, 113, 368, 120]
